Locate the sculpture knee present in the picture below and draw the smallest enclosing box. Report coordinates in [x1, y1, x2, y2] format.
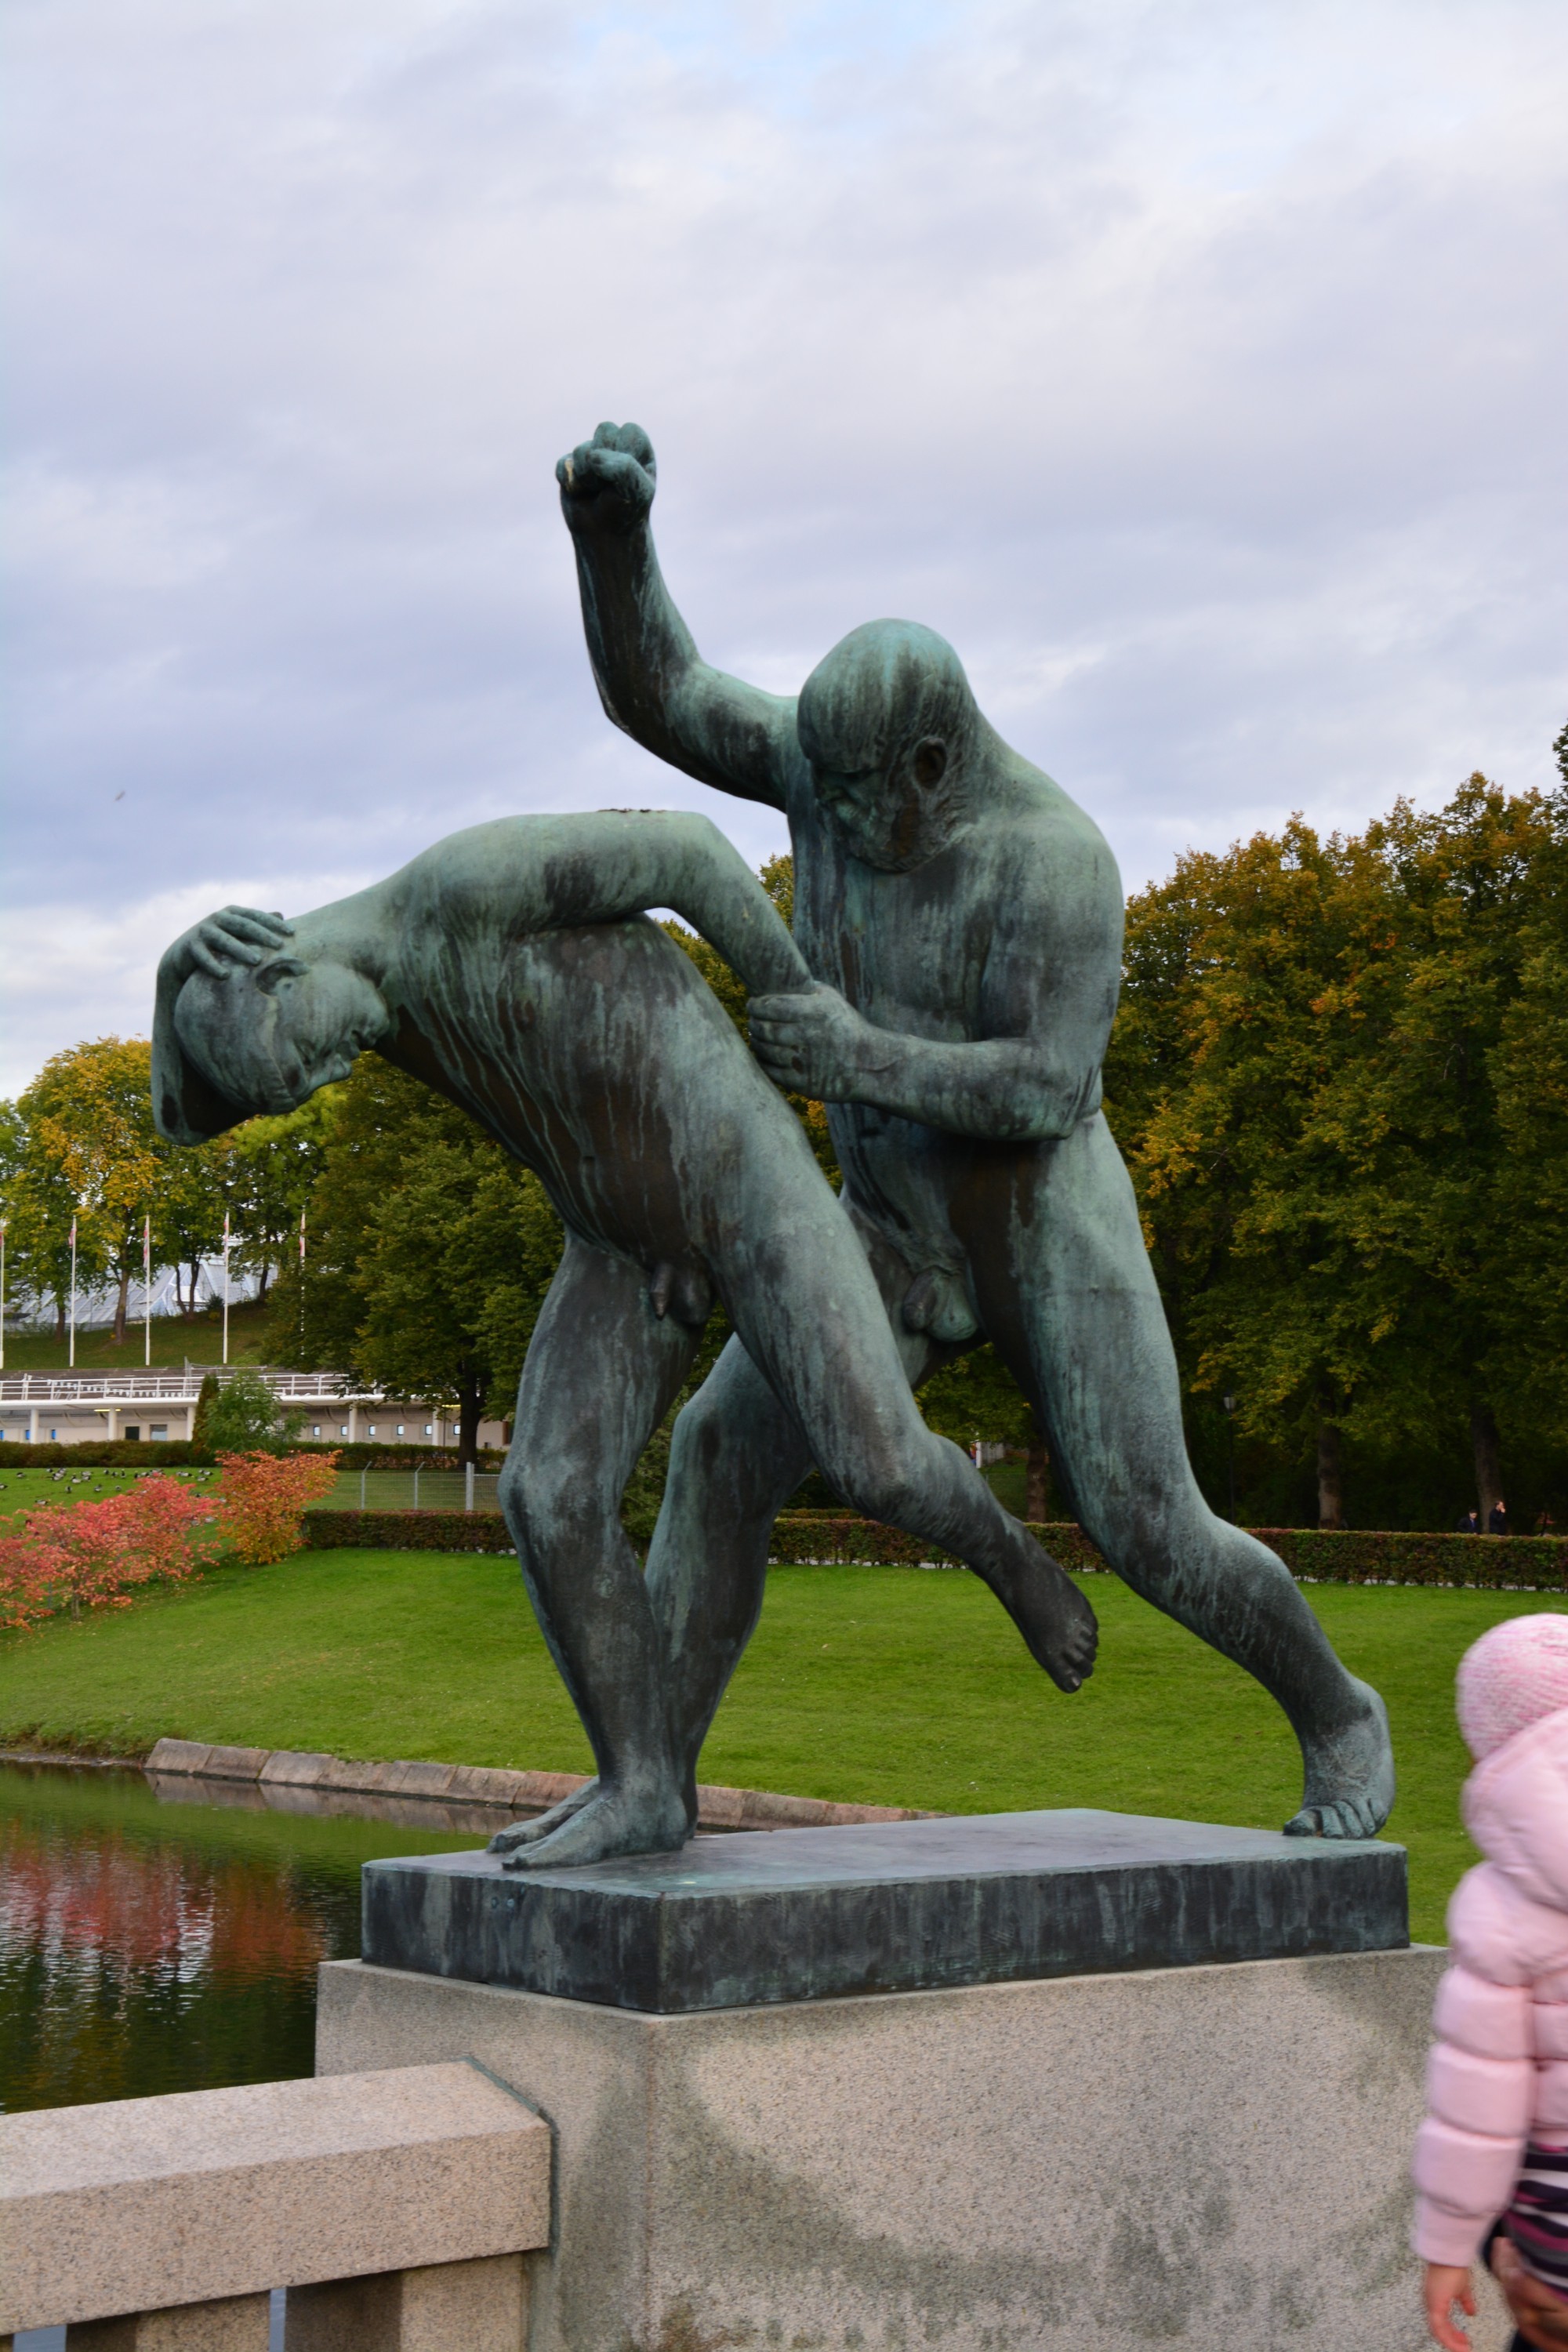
[820, 1428, 933, 1534]
[501, 1450, 615, 1570]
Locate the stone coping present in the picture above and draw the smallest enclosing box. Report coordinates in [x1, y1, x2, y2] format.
[144, 1736, 935, 1832]
[0, 2060, 550, 2336]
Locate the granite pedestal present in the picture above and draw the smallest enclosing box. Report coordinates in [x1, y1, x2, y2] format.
[320, 1810, 1496, 2348]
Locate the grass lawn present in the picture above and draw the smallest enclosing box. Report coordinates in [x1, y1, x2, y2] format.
[0, 1548, 1542, 1943]
[0, 1299, 274, 1374]
[0, 1465, 221, 1521]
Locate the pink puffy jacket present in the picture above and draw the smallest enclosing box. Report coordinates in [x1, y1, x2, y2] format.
[1413, 1704, 1568, 2264]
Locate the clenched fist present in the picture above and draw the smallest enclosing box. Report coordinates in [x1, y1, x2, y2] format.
[557, 422, 657, 536]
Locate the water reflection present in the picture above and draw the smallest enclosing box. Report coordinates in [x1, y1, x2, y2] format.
[0, 1760, 495, 2114]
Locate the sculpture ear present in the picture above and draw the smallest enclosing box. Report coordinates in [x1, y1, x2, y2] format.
[913, 739, 947, 789]
[254, 956, 308, 994]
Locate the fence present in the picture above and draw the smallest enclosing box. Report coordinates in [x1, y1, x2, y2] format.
[319, 1468, 503, 1515]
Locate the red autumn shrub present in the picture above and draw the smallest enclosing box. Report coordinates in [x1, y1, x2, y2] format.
[215, 1450, 341, 1566]
[0, 1479, 219, 1629]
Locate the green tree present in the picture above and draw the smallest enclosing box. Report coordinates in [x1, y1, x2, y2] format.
[197, 1368, 303, 1455]
[226, 1095, 339, 1305]
[1105, 771, 1566, 1528]
[270, 1059, 564, 1465]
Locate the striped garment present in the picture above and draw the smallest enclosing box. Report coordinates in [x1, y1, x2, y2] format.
[1508, 2140, 1568, 2296]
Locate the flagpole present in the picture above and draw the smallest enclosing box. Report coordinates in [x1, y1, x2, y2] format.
[143, 1214, 152, 1368]
[222, 1211, 231, 1367]
[68, 1215, 78, 1368]
[298, 1208, 307, 1356]
[0, 1219, 7, 1373]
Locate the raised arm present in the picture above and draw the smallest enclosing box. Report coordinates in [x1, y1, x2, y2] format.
[559, 423, 795, 811]
[407, 811, 813, 1002]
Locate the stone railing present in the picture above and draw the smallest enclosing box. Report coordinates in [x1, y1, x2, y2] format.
[0, 2060, 550, 2350]
[0, 1371, 383, 1404]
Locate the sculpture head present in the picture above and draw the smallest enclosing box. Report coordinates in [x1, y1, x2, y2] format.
[173, 949, 389, 1123]
[797, 620, 979, 870]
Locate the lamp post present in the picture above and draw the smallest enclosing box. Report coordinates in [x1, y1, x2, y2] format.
[1223, 1393, 1237, 1523]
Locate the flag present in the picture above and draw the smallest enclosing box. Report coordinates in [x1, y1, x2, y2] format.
[299, 1207, 307, 1263]
[68, 1216, 77, 1247]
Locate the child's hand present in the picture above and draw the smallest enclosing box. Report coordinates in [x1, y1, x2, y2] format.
[1494, 2236, 1568, 2346]
[1424, 2262, 1475, 2351]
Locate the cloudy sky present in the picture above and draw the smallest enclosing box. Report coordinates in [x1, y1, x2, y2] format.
[4, 0, 1564, 1097]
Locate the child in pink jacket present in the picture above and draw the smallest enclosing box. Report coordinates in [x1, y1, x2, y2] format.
[1416, 1613, 1568, 2350]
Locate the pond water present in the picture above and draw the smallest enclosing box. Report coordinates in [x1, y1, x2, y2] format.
[0, 1757, 499, 2116]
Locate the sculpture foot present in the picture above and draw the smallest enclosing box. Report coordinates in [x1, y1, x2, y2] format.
[1283, 1680, 1395, 1839]
[486, 1781, 597, 1856]
[500, 1780, 690, 1871]
[988, 1528, 1098, 1693]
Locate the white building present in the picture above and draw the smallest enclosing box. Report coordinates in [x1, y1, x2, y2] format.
[0, 1368, 508, 1450]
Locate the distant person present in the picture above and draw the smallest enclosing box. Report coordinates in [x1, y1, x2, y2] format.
[1414, 1614, 1568, 2349]
[1456, 1511, 1479, 1535]
[1490, 1502, 1512, 1538]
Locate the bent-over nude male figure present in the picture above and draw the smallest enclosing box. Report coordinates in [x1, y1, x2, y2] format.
[152, 811, 1095, 1868]
[554, 420, 1395, 1842]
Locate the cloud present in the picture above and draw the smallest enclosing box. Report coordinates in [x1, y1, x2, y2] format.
[4, 0, 1565, 1088]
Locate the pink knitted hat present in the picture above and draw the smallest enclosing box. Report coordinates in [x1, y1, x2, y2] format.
[1457, 1613, 1568, 1762]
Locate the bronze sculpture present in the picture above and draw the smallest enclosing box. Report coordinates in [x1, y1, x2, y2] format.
[153, 811, 1096, 1867]
[539, 420, 1394, 1846]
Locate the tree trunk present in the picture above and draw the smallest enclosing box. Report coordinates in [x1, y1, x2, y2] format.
[112, 1264, 132, 1345]
[1471, 1399, 1504, 1529]
[185, 1261, 201, 1317]
[256, 1260, 271, 1305]
[457, 1369, 483, 1468]
[1025, 1421, 1052, 1523]
[1316, 1421, 1345, 1530]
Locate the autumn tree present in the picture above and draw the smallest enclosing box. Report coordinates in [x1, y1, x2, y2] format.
[12, 1040, 165, 1342]
[1105, 768, 1567, 1528]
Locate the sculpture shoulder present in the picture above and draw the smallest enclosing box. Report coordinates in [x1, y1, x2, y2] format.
[968, 764, 1123, 935]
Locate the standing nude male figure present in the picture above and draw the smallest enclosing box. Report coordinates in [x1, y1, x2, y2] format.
[152, 811, 1094, 1868]
[551, 420, 1394, 1842]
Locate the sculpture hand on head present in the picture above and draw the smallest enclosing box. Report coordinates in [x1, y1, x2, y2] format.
[797, 619, 981, 873]
[172, 947, 390, 1128]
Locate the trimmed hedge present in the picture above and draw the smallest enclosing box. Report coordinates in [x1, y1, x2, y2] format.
[1254, 1526, 1567, 1591]
[0, 1439, 506, 1473]
[297, 1506, 1568, 1589]
[303, 1508, 514, 1553]
[767, 1514, 1568, 1591]
[0, 1441, 208, 1470]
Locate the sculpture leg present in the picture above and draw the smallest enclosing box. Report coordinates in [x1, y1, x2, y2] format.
[488, 1234, 697, 1867]
[970, 1117, 1394, 1839]
[644, 1193, 1096, 1811]
[645, 1334, 816, 1820]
